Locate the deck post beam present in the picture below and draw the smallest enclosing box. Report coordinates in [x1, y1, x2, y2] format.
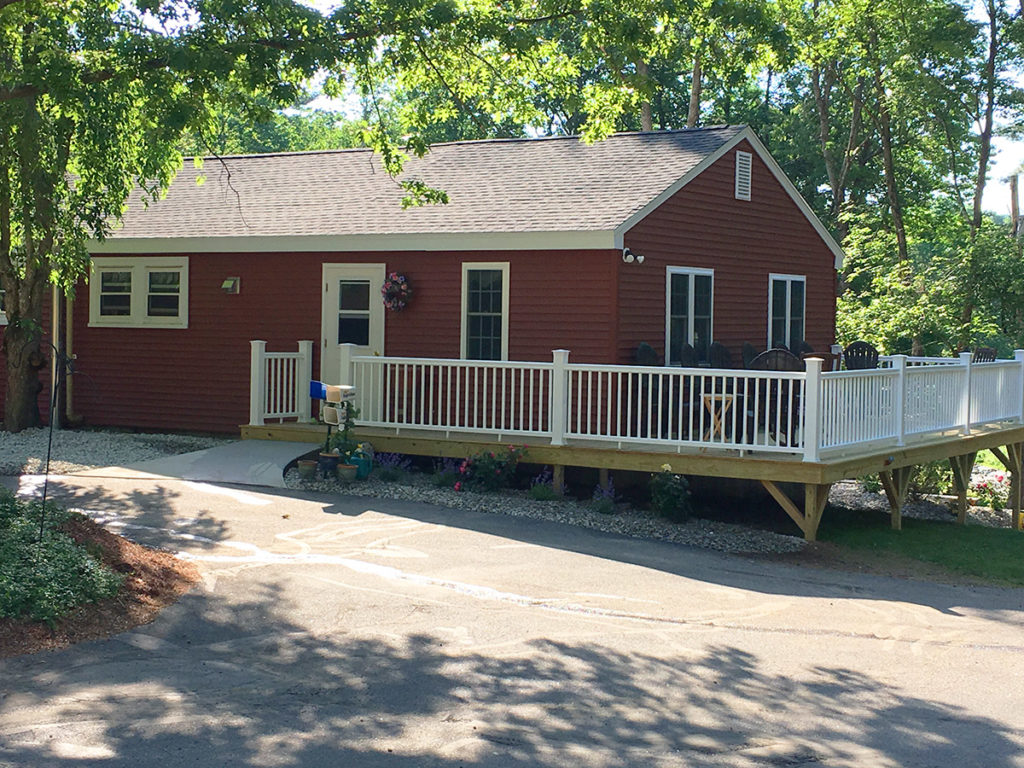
[948, 452, 978, 525]
[879, 466, 913, 530]
[552, 464, 566, 496]
[550, 349, 570, 447]
[991, 443, 1024, 531]
[249, 340, 267, 426]
[759, 480, 832, 541]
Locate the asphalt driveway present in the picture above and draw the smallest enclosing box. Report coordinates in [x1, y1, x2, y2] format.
[2, 474, 1024, 767]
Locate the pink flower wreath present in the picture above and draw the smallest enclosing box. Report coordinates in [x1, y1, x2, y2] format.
[381, 272, 412, 311]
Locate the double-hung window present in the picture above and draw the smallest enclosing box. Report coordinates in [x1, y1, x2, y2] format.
[768, 273, 805, 352]
[666, 267, 713, 364]
[89, 257, 189, 328]
[462, 262, 509, 361]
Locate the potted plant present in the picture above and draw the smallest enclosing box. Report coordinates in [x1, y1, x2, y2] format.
[328, 401, 362, 481]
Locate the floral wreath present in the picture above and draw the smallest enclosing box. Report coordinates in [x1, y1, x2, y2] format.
[381, 272, 412, 311]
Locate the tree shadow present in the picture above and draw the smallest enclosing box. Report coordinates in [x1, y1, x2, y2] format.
[0, 578, 1018, 767]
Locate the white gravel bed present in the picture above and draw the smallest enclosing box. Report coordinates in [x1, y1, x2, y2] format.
[829, 478, 1016, 529]
[284, 469, 809, 555]
[0, 428, 231, 475]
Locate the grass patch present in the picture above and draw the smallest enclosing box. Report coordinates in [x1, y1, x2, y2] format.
[975, 449, 1004, 470]
[820, 506, 1024, 586]
[0, 490, 123, 626]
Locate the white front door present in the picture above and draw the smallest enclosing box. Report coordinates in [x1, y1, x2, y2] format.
[321, 263, 385, 381]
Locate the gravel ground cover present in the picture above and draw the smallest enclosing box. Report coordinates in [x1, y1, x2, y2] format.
[0, 428, 231, 476]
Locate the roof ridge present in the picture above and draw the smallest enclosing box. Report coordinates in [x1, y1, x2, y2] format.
[183, 125, 746, 163]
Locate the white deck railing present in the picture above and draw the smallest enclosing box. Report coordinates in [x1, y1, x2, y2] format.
[248, 343, 1024, 461]
[248, 341, 313, 425]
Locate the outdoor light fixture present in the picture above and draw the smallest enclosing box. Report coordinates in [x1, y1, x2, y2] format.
[622, 248, 645, 264]
[221, 277, 241, 294]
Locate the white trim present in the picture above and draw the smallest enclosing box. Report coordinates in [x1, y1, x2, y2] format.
[461, 262, 510, 361]
[88, 256, 189, 329]
[734, 150, 752, 200]
[90, 230, 618, 254]
[615, 126, 845, 269]
[767, 273, 806, 350]
[665, 266, 714, 365]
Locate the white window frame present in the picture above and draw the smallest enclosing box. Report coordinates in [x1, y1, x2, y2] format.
[767, 273, 805, 350]
[461, 262, 510, 361]
[735, 150, 752, 201]
[89, 256, 189, 328]
[665, 266, 714, 365]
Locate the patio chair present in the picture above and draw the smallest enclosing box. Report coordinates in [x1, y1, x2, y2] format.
[797, 340, 814, 355]
[742, 342, 760, 368]
[747, 348, 804, 446]
[972, 346, 997, 363]
[843, 341, 879, 370]
[707, 341, 732, 369]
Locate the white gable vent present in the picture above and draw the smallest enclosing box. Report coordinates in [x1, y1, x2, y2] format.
[735, 151, 752, 201]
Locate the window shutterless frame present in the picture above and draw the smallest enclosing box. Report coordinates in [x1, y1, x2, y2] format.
[767, 273, 805, 351]
[665, 266, 714, 365]
[89, 256, 189, 328]
[461, 262, 510, 361]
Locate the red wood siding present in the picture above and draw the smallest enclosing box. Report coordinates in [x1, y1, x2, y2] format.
[619, 139, 838, 364]
[68, 249, 617, 433]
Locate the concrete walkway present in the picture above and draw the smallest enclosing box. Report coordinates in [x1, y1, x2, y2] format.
[77, 440, 320, 488]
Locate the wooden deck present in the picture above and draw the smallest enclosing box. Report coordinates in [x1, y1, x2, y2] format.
[241, 420, 1024, 540]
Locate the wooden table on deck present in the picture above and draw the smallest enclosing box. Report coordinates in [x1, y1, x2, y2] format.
[702, 392, 736, 440]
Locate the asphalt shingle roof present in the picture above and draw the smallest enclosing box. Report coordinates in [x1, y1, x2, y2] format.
[112, 126, 746, 239]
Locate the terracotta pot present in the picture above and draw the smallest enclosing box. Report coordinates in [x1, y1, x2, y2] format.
[336, 463, 358, 484]
[297, 459, 317, 479]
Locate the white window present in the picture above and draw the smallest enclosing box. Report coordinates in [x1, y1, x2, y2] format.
[768, 273, 805, 352]
[89, 257, 189, 328]
[666, 267, 713, 365]
[735, 151, 752, 201]
[461, 262, 509, 361]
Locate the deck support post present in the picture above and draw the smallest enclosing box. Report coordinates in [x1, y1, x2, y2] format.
[598, 467, 610, 488]
[760, 480, 832, 541]
[948, 452, 978, 525]
[991, 443, 1024, 531]
[552, 464, 566, 496]
[249, 340, 267, 426]
[802, 358, 823, 462]
[879, 466, 913, 530]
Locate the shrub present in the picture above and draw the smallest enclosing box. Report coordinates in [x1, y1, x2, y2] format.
[457, 445, 527, 492]
[858, 475, 882, 494]
[909, 461, 953, 499]
[528, 467, 561, 501]
[375, 452, 413, 482]
[432, 457, 461, 488]
[650, 465, 691, 522]
[590, 476, 617, 514]
[973, 475, 1009, 511]
[0, 491, 122, 626]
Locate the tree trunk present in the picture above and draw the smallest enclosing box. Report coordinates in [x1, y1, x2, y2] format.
[972, 0, 998, 235]
[875, 77, 908, 262]
[686, 53, 702, 128]
[2, 322, 45, 431]
[636, 58, 653, 131]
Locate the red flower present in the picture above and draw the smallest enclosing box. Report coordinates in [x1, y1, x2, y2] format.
[454, 481, 462, 491]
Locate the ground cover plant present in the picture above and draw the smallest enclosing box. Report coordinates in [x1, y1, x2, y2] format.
[650, 466, 692, 522]
[0, 491, 123, 626]
[819, 507, 1024, 586]
[456, 446, 526, 492]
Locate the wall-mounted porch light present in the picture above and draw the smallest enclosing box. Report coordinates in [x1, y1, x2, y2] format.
[221, 277, 241, 294]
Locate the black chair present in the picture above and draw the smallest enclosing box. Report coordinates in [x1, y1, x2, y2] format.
[678, 342, 697, 368]
[972, 346, 997, 363]
[707, 341, 732, 369]
[843, 341, 879, 370]
[797, 340, 814, 355]
[742, 342, 760, 369]
[634, 341, 660, 366]
[747, 349, 804, 446]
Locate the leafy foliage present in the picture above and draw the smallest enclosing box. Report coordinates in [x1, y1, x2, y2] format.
[456, 445, 526, 492]
[650, 466, 691, 522]
[0, 491, 122, 626]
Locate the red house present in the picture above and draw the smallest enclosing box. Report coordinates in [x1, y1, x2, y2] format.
[1, 125, 843, 434]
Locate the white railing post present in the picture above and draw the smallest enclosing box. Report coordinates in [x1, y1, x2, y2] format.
[296, 340, 314, 421]
[1015, 350, 1024, 424]
[249, 340, 267, 426]
[550, 349, 570, 446]
[802, 357, 822, 462]
[892, 354, 907, 446]
[960, 351, 973, 434]
[338, 343, 356, 387]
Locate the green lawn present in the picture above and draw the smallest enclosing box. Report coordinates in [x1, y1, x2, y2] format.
[820, 506, 1024, 586]
[974, 449, 1005, 470]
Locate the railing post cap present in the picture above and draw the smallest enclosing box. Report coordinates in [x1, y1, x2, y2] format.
[1014, 349, 1024, 361]
[959, 351, 973, 363]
